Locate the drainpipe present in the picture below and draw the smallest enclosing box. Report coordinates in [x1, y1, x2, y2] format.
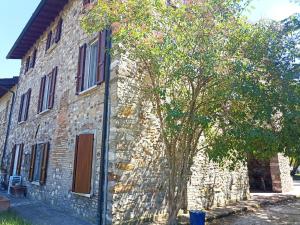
[0, 85, 16, 170]
[98, 28, 112, 225]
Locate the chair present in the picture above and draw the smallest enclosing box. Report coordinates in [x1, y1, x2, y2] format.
[7, 176, 22, 195]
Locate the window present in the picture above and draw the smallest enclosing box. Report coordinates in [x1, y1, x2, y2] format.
[4, 100, 10, 122]
[38, 67, 58, 113]
[30, 48, 37, 69]
[25, 56, 31, 73]
[83, 0, 97, 6]
[76, 30, 107, 93]
[9, 144, 24, 176]
[45, 18, 63, 52]
[72, 134, 94, 194]
[28, 143, 49, 185]
[18, 89, 31, 123]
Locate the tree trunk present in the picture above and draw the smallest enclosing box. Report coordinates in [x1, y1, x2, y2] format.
[291, 164, 299, 176]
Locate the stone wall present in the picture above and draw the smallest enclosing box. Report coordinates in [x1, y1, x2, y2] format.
[0, 87, 16, 166]
[270, 154, 293, 193]
[108, 56, 250, 224]
[4, 0, 115, 221]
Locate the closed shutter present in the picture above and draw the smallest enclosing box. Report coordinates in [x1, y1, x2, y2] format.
[40, 143, 50, 185]
[48, 67, 58, 109]
[46, 31, 52, 51]
[72, 134, 94, 194]
[83, 0, 90, 6]
[38, 76, 46, 113]
[25, 57, 30, 73]
[76, 44, 87, 94]
[55, 18, 63, 43]
[72, 136, 79, 192]
[30, 49, 37, 68]
[9, 145, 16, 176]
[28, 145, 36, 182]
[96, 30, 107, 84]
[16, 144, 24, 176]
[18, 94, 25, 122]
[24, 89, 31, 121]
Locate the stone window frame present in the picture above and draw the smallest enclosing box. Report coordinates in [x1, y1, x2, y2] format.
[71, 130, 97, 198]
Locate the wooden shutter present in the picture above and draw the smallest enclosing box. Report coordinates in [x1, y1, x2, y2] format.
[48, 67, 58, 109]
[30, 49, 37, 68]
[24, 89, 31, 121]
[38, 76, 46, 113]
[40, 143, 50, 185]
[83, 0, 91, 6]
[28, 145, 36, 182]
[9, 145, 16, 176]
[72, 134, 94, 194]
[46, 31, 52, 51]
[16, 144, 24, 176]
[18, 94, 25, 122]
[76, 44, 87, 94]
[96, 30, 107, 85]
[72, 136, 80, 192]
[25, 57, 30, 73]
[55, 18, 63, 43]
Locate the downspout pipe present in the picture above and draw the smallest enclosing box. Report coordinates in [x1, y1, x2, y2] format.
[0, 85, 16, 170]
[98, 28, 112, 225]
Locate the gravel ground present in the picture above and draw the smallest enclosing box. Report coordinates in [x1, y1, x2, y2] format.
[208, 200, 300, 225]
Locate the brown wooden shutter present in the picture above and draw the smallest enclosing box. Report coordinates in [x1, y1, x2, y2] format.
[46, 31, 52, 51]
[38, 76, 46, 113]
[25, 57, 30, 73]
[72, 134, 94, 194]
[24, 89, 31, 121]
[18, 94, 25, 122]
[9, 145, 16, 176]
[96, 30, 107, 85]
[76, 44, 87, 94]
[16, 144, 24, 176]
[83, 0, 90, 6]
[30, 49, 37, 68]
[48, 67, 58, 109]
[28, 145, 36, 182]
[55, 18, 63, 43]
[40, 143, 50, 185]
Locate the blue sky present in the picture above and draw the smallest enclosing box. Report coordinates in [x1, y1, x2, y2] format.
[0, 0, 300, 79]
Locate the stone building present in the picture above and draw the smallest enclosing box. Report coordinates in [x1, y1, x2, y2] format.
[4, 0, 250, 224]
[0, 77, 18, 168]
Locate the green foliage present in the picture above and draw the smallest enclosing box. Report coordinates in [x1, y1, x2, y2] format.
[82, 1, 300, 223]
[0, 211, 31, 225]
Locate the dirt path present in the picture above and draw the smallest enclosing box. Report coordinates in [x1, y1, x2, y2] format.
[208, 200, 300, 225]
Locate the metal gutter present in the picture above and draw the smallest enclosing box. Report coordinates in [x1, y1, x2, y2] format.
[98, 28, 112, 225]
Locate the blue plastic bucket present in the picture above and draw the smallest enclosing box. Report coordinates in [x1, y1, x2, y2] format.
[189, 210, 206, 225]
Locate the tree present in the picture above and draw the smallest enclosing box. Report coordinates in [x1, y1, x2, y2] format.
[82, 0, 300, 224]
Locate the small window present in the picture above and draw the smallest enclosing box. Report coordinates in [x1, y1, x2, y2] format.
[72, 134, 94, 194]
[83, 41, 98, 91]
[9, 144, 24, 176]
[30, 48, 37, 69]
[18, 89, 31, 123]
[25, 57, 31, 73]
[28, 143, 49, 185]
[38, 67, 58, 113]
[46, 31, 52, 51]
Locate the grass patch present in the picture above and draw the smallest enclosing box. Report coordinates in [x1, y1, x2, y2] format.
[0, 210, 31, 225]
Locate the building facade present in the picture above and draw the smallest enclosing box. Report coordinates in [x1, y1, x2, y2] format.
[4, 0, 250, 224]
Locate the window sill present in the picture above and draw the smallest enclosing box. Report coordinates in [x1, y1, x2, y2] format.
[31, 181, 40, 186]
[45, 42, 58, 55]
[38, 109, 51, 116]
[71, 192, 92, 198]
[18, 121, 26, 125]
[78, 85, 98, 96]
